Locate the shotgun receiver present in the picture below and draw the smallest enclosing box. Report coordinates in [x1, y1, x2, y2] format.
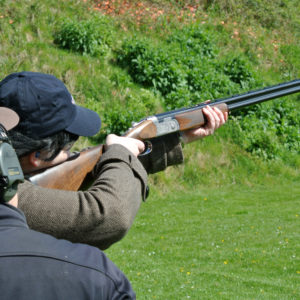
[30, 79, 300, 191]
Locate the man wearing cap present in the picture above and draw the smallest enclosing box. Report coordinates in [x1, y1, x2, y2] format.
[0, 108, 137, 299]
[0, 71, 227, 250]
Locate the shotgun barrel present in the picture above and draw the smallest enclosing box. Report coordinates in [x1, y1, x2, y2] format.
[154, 79, 300, 119]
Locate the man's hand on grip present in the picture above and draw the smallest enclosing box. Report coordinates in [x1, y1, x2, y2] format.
[106, 134, 145, 157]
[181, 105, 228, 144]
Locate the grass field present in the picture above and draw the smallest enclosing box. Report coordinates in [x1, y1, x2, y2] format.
[106, 180, 300, 299]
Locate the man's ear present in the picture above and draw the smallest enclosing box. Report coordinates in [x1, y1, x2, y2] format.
[29, 151, 42, 167]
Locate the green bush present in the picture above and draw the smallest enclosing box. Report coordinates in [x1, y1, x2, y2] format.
[228, 99, 300, 159]
[116, 24, 256, 112]
[53, 17, 111, 56]
[222, 56, 255, 87]
[186, 63, 239, 95]
[167, 24, 216, 59]
[164, 86, 195, 110]
[164, 71, 239, 110]
[116, 39, 184, 96]
[103, 89, 159, 136]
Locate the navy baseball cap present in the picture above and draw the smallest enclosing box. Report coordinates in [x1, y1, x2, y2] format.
[0, 72, 101, 139]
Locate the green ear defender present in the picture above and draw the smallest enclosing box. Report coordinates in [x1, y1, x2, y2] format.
[0, 124, 24, 202]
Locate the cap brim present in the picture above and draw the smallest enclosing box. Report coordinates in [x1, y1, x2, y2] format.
[65, 105, 101, 137]
[0, 107, 19, 130]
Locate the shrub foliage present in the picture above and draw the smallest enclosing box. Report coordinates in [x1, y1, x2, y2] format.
[115, 23, 299, 160]
[103, 89, 159, 136]
[116, 24, 255, 111]
[229, 100, 300, 159]
[53, 17, 112, 56]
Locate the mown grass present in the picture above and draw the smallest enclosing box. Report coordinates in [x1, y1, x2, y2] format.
[106, 181, 300, 299]
[1, 0, 299, 298]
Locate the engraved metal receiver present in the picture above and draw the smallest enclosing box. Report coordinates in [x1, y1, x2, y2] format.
[125, 116, 181, 156]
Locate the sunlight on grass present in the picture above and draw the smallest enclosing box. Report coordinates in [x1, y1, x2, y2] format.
[106, 182, 300, 299]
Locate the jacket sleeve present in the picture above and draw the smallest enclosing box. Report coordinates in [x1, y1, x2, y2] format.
[18, 144, 148, 250]
[139, 132, 184, 174]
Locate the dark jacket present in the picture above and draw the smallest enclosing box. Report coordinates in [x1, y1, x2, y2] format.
[0, 203, 136, 299]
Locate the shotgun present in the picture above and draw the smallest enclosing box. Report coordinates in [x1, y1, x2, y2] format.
[30, 79, 300, 191]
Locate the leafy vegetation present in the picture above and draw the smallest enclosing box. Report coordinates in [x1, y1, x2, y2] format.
[102, 88, 160, 136]
[53, 17, 112, 56]
[116, 25, 251, 108]
[228, 100, 300, 160]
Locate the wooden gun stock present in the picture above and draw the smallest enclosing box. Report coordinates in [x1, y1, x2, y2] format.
[29, 145, 103, 191]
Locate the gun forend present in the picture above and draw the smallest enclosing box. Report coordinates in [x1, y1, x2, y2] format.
[174, 103, 228, 131]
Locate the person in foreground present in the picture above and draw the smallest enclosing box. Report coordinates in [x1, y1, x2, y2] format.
[0, 108, 136, 300]
[0, 71, 227, 250]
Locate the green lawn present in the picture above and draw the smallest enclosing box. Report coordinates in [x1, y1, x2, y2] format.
[106, 181, 300, 299]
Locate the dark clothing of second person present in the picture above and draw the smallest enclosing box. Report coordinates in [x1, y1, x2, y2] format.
[0, 203, 135, 299]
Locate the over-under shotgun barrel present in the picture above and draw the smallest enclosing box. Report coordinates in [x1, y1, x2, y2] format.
[226, 79, 300, 110]
[155, 79, 300, 119]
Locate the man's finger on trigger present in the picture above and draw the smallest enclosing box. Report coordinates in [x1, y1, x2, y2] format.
[138, 141, 146, 153]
